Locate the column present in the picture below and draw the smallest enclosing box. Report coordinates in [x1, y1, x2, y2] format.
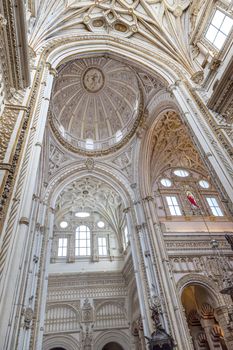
[0, 64, 54, 350]
[34, 207, 55, 350]
[142, 195, 194, 350]
[124, 206, 151, 339]
[17, 199, 47, 350]
[173, 82, 233, 203]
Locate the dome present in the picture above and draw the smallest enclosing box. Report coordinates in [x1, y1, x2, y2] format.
[50, 56, 142, 155]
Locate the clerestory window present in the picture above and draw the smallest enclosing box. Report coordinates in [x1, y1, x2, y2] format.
[98, 237, 108, 256]
[205, 9, 233, 50]
[166, 196, 182, 216]
[58, 238, 68, 257]
[206, 197, 224, 216]
[75, 225, 91, 256]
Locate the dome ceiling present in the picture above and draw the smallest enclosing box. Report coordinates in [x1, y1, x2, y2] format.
[50, 56, 142, 155]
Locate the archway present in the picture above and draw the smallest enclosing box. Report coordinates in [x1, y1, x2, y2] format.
[181, 284, 227, 350]
[102, 342, 124, 350]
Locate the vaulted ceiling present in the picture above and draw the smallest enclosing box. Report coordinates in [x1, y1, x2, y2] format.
[28, 0, 208, 77]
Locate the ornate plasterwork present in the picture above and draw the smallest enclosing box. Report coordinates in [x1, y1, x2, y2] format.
[48, 143, 71, 177]
[43, 334, 80, 350]
[50, 56, 141, 154]
[176, 273, 222, 302]
[150, 110, 207, 184]
[29, 0, 205, 77]
[1, 0, 30, 91]
[0, 62, 45, 271]
[0, 108, 19, 163]
[47, 273, 128, 301]
[55, 177, 126, 248]
[208, 57, 233, 125]
[111, 143, 135, 183]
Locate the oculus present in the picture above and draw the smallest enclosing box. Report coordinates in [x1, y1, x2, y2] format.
[60, 221, 68, 228]
[160, 178, 172, 187]
[174, 169, 189, 177]
[199, 180, 210, 189]
[75, 212, 90, 218]
[97, 221, 105, 228]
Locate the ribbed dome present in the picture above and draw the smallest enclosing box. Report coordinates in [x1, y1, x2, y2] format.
[50, 56, 141, 154]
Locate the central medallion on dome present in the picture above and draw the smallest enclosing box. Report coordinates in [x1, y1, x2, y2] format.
[50, 56, 142, 155]
[83, 67, 105, 93]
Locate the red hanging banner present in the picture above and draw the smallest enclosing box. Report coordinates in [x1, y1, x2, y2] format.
[186, 190, 199, 208]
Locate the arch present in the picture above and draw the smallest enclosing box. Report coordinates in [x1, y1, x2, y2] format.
[94, 330, 130, 350]
[43, 334, 80, 350]
[95, 301, 128, 328]
[179, 275, 229, 350]
[176, 274, 224, 308]
[45, 163, 135, 209]
[102, 342, 124, 350]
[75, 225, 91, 257]
[138, 107, 200, 197]
[44, 36, 181, 85]
[45, 303, 80, 334]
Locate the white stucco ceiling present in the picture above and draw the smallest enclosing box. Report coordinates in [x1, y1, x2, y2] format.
[50, 56, 141, 152]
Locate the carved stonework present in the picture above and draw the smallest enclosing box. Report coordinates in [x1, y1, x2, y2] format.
[49, 56, 143, 156]
[48, 143, 70, 177]
[85, 158, 94, 171]
[24, 307, 34, 329]
[150, 111, 207, 181]
[208, 57, 233, 123]
[0, 108, 19, 162]
[82, 299, 93, 323]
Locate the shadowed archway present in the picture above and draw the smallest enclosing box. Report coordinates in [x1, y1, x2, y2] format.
[102, 342, 124, 350]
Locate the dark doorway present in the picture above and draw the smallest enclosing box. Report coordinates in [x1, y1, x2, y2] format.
[102, 342, 124, 350]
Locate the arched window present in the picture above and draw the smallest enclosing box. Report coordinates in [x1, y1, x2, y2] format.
[123, 225, 129, 250]
[75, 225, 91, 256]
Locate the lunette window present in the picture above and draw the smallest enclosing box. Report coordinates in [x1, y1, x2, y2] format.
[206, 197, 224, 216]
[75, 225, 91, 256]
[166, 196, 182, 216]
[205, 10, 233, 49]
[58, 238, 67, 257]
[98, 237, 107, 256]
